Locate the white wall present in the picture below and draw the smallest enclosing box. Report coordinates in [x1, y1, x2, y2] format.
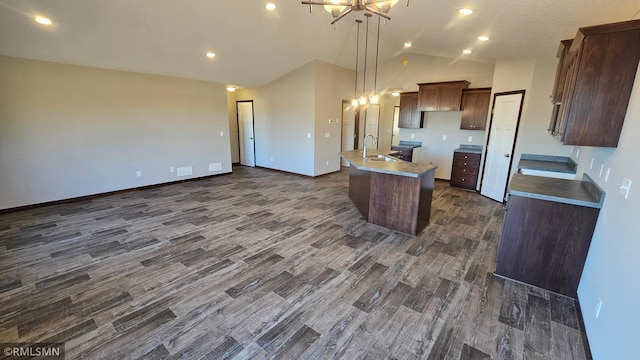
[0, 56, 232, 210]
[314, 61, 354, 176]
[483, 58, 571, 187]
[227, 91, 240, 163]
[234, 60, 354, 177]
[236, 62, 316, 176]
[574, 64, 640, 360]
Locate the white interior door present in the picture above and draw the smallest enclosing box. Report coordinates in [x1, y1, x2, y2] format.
[364, 104, 380, 149]
[391, 106, 400, 146]
[480, 92, 524, 202]
[341, 101, 355, 167]
[237, 101, 255, 167]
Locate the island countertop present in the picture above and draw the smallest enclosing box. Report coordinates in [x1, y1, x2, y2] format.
[339, 150, 437, 178]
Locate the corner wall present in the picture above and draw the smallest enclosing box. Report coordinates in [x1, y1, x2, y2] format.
[575, 65, 640, 360]
[0, 56, 232, 210]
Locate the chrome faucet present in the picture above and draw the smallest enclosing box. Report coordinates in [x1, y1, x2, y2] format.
[362, 134, 378, 159]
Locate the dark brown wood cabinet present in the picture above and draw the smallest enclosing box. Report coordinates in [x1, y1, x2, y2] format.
[496, 194, 599, 298]
[450, 152, 480, 190]
[417, 81, 469, 111]
[390, 148, 413, 162]
[551, 19, 640, 147]
[398, 92, 423, 128]
[460, 88, 491, 130]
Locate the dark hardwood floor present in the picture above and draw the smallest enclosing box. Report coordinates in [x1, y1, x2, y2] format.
[0, 165, 587, 359]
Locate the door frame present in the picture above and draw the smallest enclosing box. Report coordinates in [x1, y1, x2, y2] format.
[479, 90, 526, 201]
[236, 100, 256, 167]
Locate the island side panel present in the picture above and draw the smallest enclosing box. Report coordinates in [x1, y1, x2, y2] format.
[496, 195, 600, 297]
[368, 172, 420, 235]
[416, 169, 436, 232]
[349, 166, 371, 219]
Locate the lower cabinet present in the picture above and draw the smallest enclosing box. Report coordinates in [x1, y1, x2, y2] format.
[450, 152, 480, 190]
[495, 195, 599, 298]
[390, 148, 413, 162]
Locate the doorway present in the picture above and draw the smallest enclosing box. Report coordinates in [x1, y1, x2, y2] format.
[391, 105, 400, 147]
[480, 91, 525, 202]
[341, 100, 357, 167]
[236, 100, 255, 167]
[361, 104, 380, 151]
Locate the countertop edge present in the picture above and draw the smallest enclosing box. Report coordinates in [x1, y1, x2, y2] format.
[339, 150, 437, 178]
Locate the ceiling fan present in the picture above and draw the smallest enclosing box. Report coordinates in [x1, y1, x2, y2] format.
[302, 0, 409, 25]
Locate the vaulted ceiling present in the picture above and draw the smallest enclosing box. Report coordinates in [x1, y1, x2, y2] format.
[1, 0, 639, 88]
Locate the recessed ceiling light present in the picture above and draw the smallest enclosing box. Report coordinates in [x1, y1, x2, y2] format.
[35, 16, 52, 25]
[478, 36, 490, 41]
[462, 49, 472, 54]
[265, 3, 276, 11]
[404, 42, 412, 48]
[226, 86, 236, 92]
[458, 8, 473, 15]
[391, 91, 400, 97]
[206, 52, 216, 59]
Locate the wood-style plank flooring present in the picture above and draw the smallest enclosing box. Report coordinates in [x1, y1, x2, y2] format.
[0, 166, 588, 359]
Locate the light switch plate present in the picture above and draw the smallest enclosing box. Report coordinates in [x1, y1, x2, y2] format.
[620, 177, 632, 199]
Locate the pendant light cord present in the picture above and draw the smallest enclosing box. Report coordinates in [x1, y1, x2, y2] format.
[354, 20, 361, 100]
[363, 14, 369, 96]
[374, 16, 380, 95]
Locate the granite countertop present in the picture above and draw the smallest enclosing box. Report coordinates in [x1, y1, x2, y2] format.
[391, 141, 422, 150]
[454, 144, 483, 154]
[517, 154, 577, 174]
[339, 149, 437, 178]
[507, 173, 605, 208]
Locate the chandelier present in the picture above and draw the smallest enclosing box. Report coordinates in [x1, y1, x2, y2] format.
[302, 0, 409, 25]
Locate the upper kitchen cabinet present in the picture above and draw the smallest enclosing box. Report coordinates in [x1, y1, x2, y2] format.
[548, 39, 573, 136]
[417, 81, 469, 111]
[398, 92, 424, 128]
[460, 88, 491, 130]
[552, 19, 640, 147]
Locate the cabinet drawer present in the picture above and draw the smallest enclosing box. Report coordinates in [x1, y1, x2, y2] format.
[452, 166, 478, 176]
[450, 175, 478, 189]
[453, 152, 481, 162]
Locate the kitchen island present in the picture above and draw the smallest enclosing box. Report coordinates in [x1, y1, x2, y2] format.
[339, 149, 437, 235]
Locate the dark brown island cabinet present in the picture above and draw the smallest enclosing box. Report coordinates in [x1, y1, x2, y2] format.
[398, 92, 423, 128]
[495, 174, 604, 298]
[460, 88, 491, 130]
[450, 151, 481, 190]
[548, 19, 640, 147]
[417, 80, 469, 111]
[339, 150, 437, 235]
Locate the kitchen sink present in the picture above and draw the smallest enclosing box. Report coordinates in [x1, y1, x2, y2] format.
[366, 154, 400, 162]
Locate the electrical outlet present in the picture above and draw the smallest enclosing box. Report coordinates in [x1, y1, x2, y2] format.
[467, 136, 473, 142]
[136, 171, 142, 178]
[170, 167, 175, 173]
[442, 135, 447, 141]
[307, 132, 311, 139]
[410, 133, 415, 139]
[325, 132, 330, 138]
[219, 131, 224, 137]
[326, 160, 329, 166]
[270, 157, 274, 162]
